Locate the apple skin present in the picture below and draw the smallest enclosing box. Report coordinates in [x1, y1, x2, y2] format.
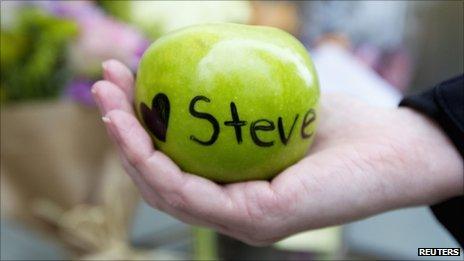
[135, 23, 319, 183]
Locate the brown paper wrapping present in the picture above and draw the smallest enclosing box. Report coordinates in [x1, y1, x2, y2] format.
[1, 101, 140, 258]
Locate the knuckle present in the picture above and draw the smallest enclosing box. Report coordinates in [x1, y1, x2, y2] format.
[125, 150, 147, 170]
[127, 155, 145, 169]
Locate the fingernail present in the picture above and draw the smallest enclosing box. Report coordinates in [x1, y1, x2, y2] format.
[102, 60, 110, 70]
[102, 61, 111, 80]
[102, 116, 111, 123]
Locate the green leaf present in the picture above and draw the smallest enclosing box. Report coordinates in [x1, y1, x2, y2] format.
[0, 7, 78, 103]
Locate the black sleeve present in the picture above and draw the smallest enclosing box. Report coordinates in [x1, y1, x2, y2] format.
[399, 74, 464, 247]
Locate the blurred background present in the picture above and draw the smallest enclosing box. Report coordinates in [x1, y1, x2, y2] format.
[1, 1, 462, 260]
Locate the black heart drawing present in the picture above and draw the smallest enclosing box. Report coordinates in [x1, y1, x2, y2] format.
[140, 93, 170, 142]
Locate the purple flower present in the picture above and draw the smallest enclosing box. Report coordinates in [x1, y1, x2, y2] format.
[37, 1, 150, 105]
[37, 0, 101, 18]
[69, 15, 150, 76]
[40, 1, 149, 76]
[64, 79, 95, 106]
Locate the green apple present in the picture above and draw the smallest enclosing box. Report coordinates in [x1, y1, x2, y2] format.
[135, 23, 319, 183]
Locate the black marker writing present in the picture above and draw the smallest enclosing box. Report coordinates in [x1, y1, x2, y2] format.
[278, 114, 299, 145]
[250, 119, 275, 147]
[140, 93, 170, 142]
[189, 95, 220, 145]
[301, 108, 316, 139]
[224, 102, 247, 144]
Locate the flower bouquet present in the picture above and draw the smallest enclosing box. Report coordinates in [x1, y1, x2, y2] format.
[1, 1, 253, 259]
[0, 1, 150, 258]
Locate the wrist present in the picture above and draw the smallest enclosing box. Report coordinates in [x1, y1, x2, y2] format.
[399, 107, 463, 204]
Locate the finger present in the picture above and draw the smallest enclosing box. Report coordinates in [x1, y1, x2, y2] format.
[103, 110, 286, 244]
[100, 112, 200, 225]
[103, 110, 154, 167]
[118, 152, 214, 228]
[98, 107, 219, 229]
[92, 80, 134, 114]
[102, 59, 135, 100]
[120, 149, 276, 246]
[112, 139, 234, 232]
[104, 110, 242, 225]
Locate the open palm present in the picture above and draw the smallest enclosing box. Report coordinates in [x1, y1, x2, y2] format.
[92, 60, 462, 246]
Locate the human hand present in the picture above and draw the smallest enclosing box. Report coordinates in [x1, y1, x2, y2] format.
[92, 60, 463, 246]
